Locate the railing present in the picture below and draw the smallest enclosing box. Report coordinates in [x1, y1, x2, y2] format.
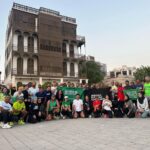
[61, 15, 76, 24]
[76, 35, 85, 42]
[39, 7, 60, 16]
[12, 69, 38, 76]
[13, 3, 39, 15]
[63, 52, 85, 59]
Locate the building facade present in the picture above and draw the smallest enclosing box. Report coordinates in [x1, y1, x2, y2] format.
[104, 65, 136, 86]
[5, 3, 87, 86]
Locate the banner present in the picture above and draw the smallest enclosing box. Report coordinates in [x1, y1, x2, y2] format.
[84, 88, 111, 101]
[57, 87, 85, 102]
[123, 89, 139, 101]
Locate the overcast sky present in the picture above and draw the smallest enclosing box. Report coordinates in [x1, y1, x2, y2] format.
[0, 0, 150, 79]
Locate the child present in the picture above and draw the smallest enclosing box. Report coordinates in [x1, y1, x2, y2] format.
[102, 95, 113, 118]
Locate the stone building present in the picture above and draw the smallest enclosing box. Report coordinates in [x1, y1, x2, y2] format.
[4, 3, 87, 86]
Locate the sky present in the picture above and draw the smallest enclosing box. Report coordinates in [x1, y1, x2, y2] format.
[0, 0, 150, 79]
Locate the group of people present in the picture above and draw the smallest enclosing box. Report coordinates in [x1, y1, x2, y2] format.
[0, 76, 150, 129]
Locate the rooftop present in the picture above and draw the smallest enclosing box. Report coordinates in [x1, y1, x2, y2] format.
[13, 3, 76, 24]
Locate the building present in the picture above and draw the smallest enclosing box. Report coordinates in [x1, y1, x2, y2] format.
[4, 3, 87, 86]
[104, 65, 136, 86]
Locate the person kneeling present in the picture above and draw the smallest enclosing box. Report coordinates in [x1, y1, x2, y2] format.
[73, 94, 84, 118]
[124, 95, 136, 118]
[61, 96, 72, 119]
[102, 95, 113, 118]
[0, 96, 13, 129]
[28, 99, 42, 123]
[13, 96, 27, 125]
[46, 95, 60, 121]
[93, 96, 102, 118]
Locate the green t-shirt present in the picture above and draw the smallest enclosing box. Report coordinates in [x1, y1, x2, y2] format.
[62, 101, 70, 107]
[144, 83, 150, 96]
[49, 100, 57, 111]
[0, 93, 5, 101]
[13, 101, 26, 115]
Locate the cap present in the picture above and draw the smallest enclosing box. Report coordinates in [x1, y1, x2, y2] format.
[64, 96, 68, 99]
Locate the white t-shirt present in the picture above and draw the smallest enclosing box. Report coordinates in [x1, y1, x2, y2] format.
[28, 87, 38, 100]
[102, 100, 112, 111]
[13, 91, 24, 98]
[0, 101, 12, 111]
[73, 99, 83, 112]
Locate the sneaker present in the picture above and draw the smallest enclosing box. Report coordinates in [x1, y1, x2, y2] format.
[63, 116, 66, 119]
[2, 123, 12, 129]
[0, 122, 4, 128]
[18, 120, 25, 125]
[9, 122, 14, 126]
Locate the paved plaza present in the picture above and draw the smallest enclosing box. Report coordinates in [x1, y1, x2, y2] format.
[0, 118, 150, 150]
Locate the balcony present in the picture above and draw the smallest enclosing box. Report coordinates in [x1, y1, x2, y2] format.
[63, 52, 86, 60]
[76, 35, 85, 47]
[12, 68, 38, 76]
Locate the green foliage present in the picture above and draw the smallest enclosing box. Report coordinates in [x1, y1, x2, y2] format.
[134, 66, 150, 81]
[80, 61, 105, 84]
[42, 82, 51, 89]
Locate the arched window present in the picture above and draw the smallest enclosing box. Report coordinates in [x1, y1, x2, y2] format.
[17, 57, 23, 75]
[63, 62, 67, 76]
[27, 58, 34, 74]
[70, 44, 74, 57]
[70, 63, 75, 76]
[18, 35, 23, 52]
[28, 37, 34, 52]
[62, 43, 66, 56]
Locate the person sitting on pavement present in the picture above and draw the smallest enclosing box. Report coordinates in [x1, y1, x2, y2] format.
[137, 91, 150, 118]
[93, 95, 102, 118]
[0, 95, 13, 129]
[13, 96, 27, 125]
[61, 96, 72, 119]
[46, 94, 60, 121]
[102, 95, 113, 118]
[72, 94, 85, 118]
[83, 95, 92, 118]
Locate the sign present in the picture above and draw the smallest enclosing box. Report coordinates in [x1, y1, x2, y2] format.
[57, 87, 85, 102]
[123, 89, 139, 101]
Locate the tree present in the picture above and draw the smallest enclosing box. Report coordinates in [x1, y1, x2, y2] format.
[134, 66, 150, 81]
[80, 61, 105, 84]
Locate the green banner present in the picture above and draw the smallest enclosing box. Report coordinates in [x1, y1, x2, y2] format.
[57, 87, 85, 102]
[123, 89, 139, 101]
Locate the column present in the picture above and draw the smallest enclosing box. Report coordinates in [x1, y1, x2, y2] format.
[86, 79, 89, 84]
[34, 37, 38, 53]
[39, 77, 43, 85]
[67, 62, 70, 77]
[13, 34, 18, 51]
[12, 76, 16, 87]
[35, 18, 38, 32]
[74, 44, 78, 58]
[74, 62, 79, 77]
[34, 58, 38, 75]
[23, 57, 27, 75]
[24, 35, 28, 52]
[13, 56, 17, 74]
[66, 42, 70, 57]
[60, 78, 63, 83]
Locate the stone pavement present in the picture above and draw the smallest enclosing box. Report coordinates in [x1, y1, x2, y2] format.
[0, 118, 150, 150]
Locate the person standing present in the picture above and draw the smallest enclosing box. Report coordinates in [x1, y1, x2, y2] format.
[144, 76, 150, 102]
